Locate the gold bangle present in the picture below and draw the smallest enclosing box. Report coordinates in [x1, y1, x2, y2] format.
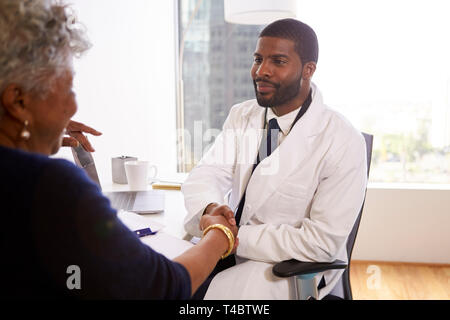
[202, 224, 235, 259]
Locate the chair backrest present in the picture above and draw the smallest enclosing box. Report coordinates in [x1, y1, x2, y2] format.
[341, 132, 373, 299]
[346, 133, 373, 260]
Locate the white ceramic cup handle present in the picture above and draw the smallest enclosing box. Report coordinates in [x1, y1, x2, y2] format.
[148, 165, 158, 180]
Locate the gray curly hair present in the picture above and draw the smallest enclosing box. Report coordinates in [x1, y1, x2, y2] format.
[0, 0, 90, 117]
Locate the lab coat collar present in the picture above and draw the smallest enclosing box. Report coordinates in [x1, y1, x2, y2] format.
[266, 106, 300, 135]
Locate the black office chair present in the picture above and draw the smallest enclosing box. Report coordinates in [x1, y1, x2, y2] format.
[272, 132, 373, 300]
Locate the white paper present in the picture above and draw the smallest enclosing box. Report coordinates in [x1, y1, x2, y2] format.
[117, 210, 165, 232]
[117, 210, 193, 259]
[140, 233, 194, 259]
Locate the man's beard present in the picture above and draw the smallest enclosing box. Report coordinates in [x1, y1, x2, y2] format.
[253, 75, 302, 108]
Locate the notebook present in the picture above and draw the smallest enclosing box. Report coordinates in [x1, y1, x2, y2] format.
[71, 145, 165, 214]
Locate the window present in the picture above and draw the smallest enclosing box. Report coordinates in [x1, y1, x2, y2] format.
[176, 0, 263, 171]
[176, 0, 450, 185]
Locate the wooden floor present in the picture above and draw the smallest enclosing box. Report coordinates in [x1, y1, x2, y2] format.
[349, 261, 450, 300]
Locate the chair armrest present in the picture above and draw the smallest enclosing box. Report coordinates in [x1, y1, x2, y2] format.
[273, 259, 347, 278]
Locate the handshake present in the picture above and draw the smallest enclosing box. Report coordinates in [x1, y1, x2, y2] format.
[200, 203, 240, 256]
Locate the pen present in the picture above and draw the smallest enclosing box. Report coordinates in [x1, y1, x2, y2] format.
[134, 228, 158, 238]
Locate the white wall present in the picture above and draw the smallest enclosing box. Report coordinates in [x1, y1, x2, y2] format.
[56, 0, 178, 183]
[353, 185, 450, 264]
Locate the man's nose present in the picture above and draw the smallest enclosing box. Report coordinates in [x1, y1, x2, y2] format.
[256, 61, 272, 78]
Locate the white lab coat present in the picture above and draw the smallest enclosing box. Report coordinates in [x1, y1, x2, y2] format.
[182, 83, 367, 299]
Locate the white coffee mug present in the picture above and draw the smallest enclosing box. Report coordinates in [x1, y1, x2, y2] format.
[124, 161, 158, 191]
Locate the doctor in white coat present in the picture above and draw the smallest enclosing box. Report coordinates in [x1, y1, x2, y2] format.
[182, 19, 367, 300]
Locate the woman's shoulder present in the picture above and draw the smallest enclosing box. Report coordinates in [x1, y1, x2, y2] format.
[43, 156, 84, 178]
[37, 156, 99, 196]
[1, 145, 76, 170]
[0, 145, 97, 193]
[0, 145, 52, 171]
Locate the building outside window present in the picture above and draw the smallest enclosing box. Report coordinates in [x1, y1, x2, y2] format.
[177, 0, 263, 171]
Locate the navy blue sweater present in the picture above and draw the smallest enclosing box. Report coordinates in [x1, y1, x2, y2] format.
[0, 145, 191, 299]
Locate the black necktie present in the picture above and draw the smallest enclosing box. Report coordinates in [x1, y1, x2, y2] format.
[234, 118, 280, 225]
[256, 118, 281, 166]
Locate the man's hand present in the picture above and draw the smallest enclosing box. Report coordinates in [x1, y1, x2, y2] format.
[202, 203, 236, 227]
[62, 120, 102, 152]
[201, 204, 239, 253]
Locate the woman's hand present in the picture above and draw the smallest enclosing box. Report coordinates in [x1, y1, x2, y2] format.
[200, 207, 239, 254]
[62, 120, 102, 152]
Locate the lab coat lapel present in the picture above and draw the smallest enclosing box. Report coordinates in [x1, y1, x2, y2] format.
[233, 106, 265, 210]
[239, 85, 327, 226]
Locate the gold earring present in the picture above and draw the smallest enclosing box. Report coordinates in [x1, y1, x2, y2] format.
[20, 120, 30, 140]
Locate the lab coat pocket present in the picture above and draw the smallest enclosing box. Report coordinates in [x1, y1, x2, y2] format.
[276, 181, 308, 198]
[273, 183, 310, 223]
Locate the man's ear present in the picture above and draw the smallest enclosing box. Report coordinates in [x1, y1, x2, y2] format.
[302, 62, 317, 81]
[1, 84, 31, 122]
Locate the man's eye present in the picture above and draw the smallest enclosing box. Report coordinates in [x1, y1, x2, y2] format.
[254, 57, 262, 63]
[274, 59, 286, 65]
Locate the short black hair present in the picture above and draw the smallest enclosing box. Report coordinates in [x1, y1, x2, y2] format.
[259, 18, 319, 64]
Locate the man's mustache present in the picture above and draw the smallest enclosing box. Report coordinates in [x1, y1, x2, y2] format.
[253, 78, 280, 88]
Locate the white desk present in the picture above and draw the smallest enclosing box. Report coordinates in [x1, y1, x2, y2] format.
[101, 179, 189, 240]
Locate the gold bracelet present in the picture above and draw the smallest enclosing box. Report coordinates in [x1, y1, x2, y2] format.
[202, 224, 235, 259]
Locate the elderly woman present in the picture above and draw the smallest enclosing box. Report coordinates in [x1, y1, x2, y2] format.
[0, 0, 237, 299]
